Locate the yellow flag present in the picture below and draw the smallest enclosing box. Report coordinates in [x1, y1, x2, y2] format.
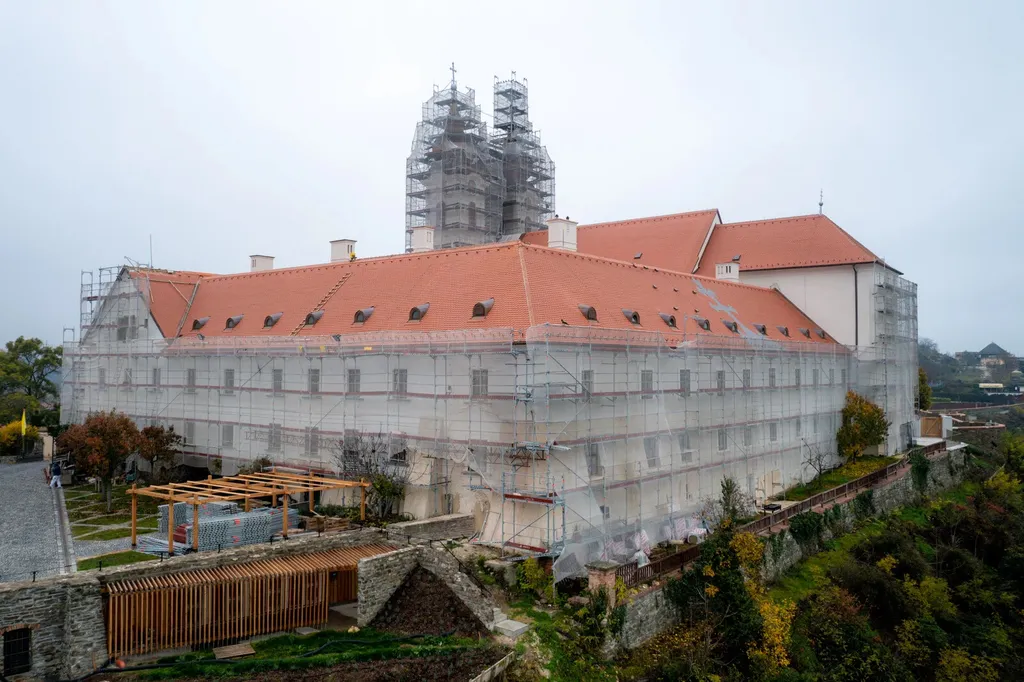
[21, 409, 26, 436]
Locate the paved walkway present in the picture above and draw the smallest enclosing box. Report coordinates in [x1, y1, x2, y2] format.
[0, 462, 72, 582]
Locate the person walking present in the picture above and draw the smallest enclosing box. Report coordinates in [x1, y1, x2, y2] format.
[49, 459, 62, 488]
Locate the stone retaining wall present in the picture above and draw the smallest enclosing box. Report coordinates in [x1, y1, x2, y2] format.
[385, 513, 475, 542]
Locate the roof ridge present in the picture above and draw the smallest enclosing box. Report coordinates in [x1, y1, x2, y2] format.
[578, 208, 719, 230]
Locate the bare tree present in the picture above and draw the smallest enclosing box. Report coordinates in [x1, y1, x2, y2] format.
[331, 430, 412, 520]
[801, 439, 834, 480]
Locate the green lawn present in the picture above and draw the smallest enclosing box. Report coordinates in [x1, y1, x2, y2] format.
[782, 456, 900, 501]
[63, 484, 161, 541]
[75, 527, 135, 542]
[78, 550, 158, 571]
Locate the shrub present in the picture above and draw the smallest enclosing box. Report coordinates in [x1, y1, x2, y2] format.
[836, 391, 890, 461]
[789, 511, 825, 557]
[0, 419, 39, 457]
[853, 489, 875, 520]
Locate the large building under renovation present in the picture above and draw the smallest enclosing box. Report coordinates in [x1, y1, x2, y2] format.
[405, 72, 555, 251]
[61, 208, 917, 581]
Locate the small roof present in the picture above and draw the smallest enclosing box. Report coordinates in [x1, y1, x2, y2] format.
[980, 342, 1008, 356]
[128, 269, 209, 337]
[695, 214, 884, 275]
[134, 469, 369, 505]
[521, 209, 721, 274]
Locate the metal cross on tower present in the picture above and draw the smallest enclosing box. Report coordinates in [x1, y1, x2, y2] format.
[450, 62, 457, 86]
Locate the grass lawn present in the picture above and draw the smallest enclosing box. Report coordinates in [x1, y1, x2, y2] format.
[782, 456, 900, 501]
[76, 527, 135, 542]
[78, 550, 157, 571]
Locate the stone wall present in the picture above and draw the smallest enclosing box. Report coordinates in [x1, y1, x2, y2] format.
[0, 574, 105, 681]
[616, 583, 677, 650]
[357, 547, 422, 624]
[385, 513, 475, 542]
[356, 543, 498, 629]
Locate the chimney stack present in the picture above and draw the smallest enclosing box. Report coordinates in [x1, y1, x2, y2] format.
[545, 215, 578, 252]
[715, 262, 740, 281]
[331, 239, 357, 262]
[410, 225, 435, 253]
[250, 255, 274, 272]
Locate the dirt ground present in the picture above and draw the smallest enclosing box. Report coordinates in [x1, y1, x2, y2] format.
[370, 566, 489, 638]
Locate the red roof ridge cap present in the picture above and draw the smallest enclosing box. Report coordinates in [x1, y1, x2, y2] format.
[578, 208, 719, 230]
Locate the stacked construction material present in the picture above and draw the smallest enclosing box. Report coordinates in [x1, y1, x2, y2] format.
[157, 501, 239, 533]
[182, 507, 301, 552]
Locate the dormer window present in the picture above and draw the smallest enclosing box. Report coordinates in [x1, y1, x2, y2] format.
[754, 324, 768, 336]
[225, 315, 243, 329]
[353, 307, 375, 324]
[263, 312, 283, 329]
[815, 328, 827, 339]
[304, 310, 324, 326]
[694, 316, 711, 331]
[799, 327, 811, 338]
[722, 319, 739, 333]
[622, 309, 640, 325]
[409, 303, 430, 321]
[472, 298, 495, 318]
[658, 312, 677, 328]
[776, 325, 790, 337]
[191, 317, 209, 331]
[578, 304, 598, 322]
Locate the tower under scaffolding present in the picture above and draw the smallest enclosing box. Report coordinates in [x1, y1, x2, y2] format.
[405, 70, 555, 251]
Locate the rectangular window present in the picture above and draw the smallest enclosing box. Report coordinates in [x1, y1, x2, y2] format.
[186, 368, 196, 393]
[268, 423, 282, 452]
[305, 427, 320, 456]
[813, 416, 819, 434]
[223, 368, 235, 393]
[742, 369, 751, 388]
[98, 367, 106, 387]
[392, 368, 408, 395]
[770, 423, 778, 442]
[586, 443, 603, 477]
[716, 370, 725, 394]
[116, 315, 136, 342]
[122, 368, 132, 386]
[581, 369, 594, 399]
[152, 367, 161, 388]
[347, 368, 361, 394]
[184, 421, 195, 445]
[3, 626, 32, 675]
[841, 368, 847, 385]
[769, 367, 776, 388]
[794, 368, 801, 387]
[640, 369, 654, 398]
[744, 427, 753, 447]
[829, 368, 835, 385]
[644, 437, 660, 468]
[813, 368, 819, 386]
[796, 417, 802, 437]
[308, 368, 321, 394]
[471, 369, 488, 398]
[678, 431, 692, 461]
[221, 424, 233, 448]
[272, 368, 284, 393]
[679, 369, 691, 396]
[718, 429, 728, 451]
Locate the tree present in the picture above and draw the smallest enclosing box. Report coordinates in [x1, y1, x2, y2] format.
[836, 391, 890, 460]
[0, 393, 39, 425]
[0, 420, 40, 458]
[0, 337, 63, 400]
[331, 430, 411, 520]
[138, 425, 183, 482]
[699, 476, 755, 531]
[802, 439, 833, 480]
[918, 368, 932, 411]
[58, 411, 140, 511]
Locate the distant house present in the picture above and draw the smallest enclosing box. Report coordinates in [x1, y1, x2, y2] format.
[979, 342, 1011, 378]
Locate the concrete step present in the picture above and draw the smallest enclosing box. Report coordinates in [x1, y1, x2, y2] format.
[492, 606, 506, 622]
[492, 619, 529, 638]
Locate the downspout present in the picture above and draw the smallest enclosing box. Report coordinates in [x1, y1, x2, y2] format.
[852, 264, 859, 347]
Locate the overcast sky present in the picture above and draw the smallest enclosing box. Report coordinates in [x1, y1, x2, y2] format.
[1, 1, 1020, 354]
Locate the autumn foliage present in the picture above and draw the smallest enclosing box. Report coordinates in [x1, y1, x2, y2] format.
[0, 419, 40, 457]
[836, 390, 890, 461]
[59, 411, 141, 511]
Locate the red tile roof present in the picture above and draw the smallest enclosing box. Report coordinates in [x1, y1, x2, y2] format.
[521, 209, 720, 274]
[136, 242, 836, 346]
[694, 214, 883, 275]
[128, 269, 209, 337]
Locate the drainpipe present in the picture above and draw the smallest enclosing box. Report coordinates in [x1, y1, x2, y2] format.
[852, 264, 859, 347]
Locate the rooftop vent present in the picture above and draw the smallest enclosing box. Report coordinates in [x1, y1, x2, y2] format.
[410, 226, 434, 253]
[659, 312, 677, 328]
[722, 319, 739, 333]
[409, 303, 430, 321]
[353, 307, 375, 324]
[304, 310, 324, 326]
[633, 252, 643, 260]
[225, 315, 244, 329]
[578, 304, 598, 322]
[815, 328, 827, 339]
[263, 312, 283, 329]
[191, 317, 210, 331]
[715, 262, 740, 281]
[694, 316, 711, 331]
[546, 216, 578, 252]
[799, 327, 811, 338]
[777, 325, 790, 337]
[622, 309, 640, 325]
[472, 298, 495, 318]
[249, 255, 274, 272]
[754, 324, 768, 335]
[330, 239, 357, 263]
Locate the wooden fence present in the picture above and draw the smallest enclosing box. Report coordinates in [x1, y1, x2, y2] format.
[615, 442, 948, 588]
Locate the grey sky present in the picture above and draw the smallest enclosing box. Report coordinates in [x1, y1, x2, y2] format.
[1, 1, 1020, 354]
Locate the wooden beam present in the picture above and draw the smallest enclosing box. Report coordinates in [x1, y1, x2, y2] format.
[192, 496, 200, 552]
[281, 488, 289, 539]
[167, 497, 175, 556]
[131, 483, 138, 549]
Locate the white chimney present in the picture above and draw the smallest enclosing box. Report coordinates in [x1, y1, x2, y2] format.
[410, 225, 435, 253]
[715, 262, 740, 281]
[331, 239, 357, 262]
[546, 215, 578, 252]
[250, 254, 274, 272]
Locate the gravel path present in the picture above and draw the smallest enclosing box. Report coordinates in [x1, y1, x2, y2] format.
[0, 462, 72, 582]
[74, 532, 162, 558]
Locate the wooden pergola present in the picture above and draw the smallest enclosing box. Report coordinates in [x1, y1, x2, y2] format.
[129, 469, 371, 555]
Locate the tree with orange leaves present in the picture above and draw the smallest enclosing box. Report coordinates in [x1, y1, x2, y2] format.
[58, 411, 141, 511]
